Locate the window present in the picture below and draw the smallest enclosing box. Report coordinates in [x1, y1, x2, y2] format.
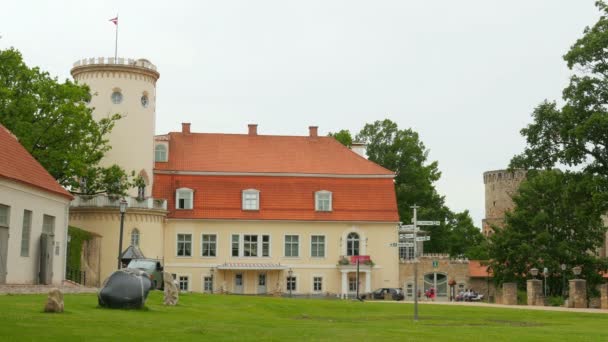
[176, 188, 193, 209]
[0, 204, 8, 227]
[202, 234, 217, 257]
[21, 210, 32, 257]
[311, 235, 325, 258]
[349, 276, 357, 292]
[286, 276, 297, 291]
[315, 191, 332, 212]
[399, 246, 414, 260]
[346, 232, 359, 256]
[177, 234, 192, 257]
[262, 235, 270, 257]
[244, 235, 258, 257]
[141, 94, 149, 108]
[284, 235, 299, 257]
[42, 215, 55, 235]
[204, 276, 213, 292]
[231, 234, 240, 257]
[155, 144, 167, 162]
[111, 91, 123, 104]
[313, 276, 323, 292]
[406, 283, 414, 297]
[178, 276, 189, 291]
[131, 228, 140, 247]
[242, 189, 260, 210]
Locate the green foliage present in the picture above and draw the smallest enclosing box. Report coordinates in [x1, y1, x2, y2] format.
[511, 2, 608, 176]
[547, 296, 565, 307]
[517, 289, 527, 305]
[488, 170, 608, 293]
[327, 129, 353, 147]
[0, 48, 131, 195]
[447, 210, 488, 259]
[67, 226, 92, 272]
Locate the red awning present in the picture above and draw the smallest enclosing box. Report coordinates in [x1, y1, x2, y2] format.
[216, 263, 289, 270]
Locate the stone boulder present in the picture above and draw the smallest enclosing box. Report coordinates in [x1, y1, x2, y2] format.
[162, 271, 179, 305]
[44, 288, 64, 313]
[98, 269, 152, 309]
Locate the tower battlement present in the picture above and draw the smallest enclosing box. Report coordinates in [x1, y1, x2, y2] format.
[71, 57, 160, 83]
[72, 57, 157, 71]
[483, 169, 526, 184]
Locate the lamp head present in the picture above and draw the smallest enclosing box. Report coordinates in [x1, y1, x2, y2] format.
[530, 268, 539, 277]
[119, 199, 128, 213]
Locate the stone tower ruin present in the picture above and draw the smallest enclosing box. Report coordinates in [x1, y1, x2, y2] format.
[482, 169, 526, 236]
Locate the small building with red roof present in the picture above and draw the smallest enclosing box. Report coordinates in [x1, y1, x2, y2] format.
[0, 124, 73, 285]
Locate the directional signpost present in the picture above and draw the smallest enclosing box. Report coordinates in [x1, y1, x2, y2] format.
[390, 205, 440, 322]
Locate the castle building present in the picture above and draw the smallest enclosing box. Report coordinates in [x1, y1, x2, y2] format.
[67, 57, 401, 296]
[481, 169, 526, 236]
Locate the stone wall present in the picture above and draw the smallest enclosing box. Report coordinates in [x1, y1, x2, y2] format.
[568, 279, 587, 308]
[501, 282, 518, 305]
[526, 279, 544, 306]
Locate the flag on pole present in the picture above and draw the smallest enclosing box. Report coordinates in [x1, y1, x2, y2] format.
[109, 17, 118, 25]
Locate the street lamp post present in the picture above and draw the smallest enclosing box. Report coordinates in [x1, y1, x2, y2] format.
[543, 267, 548, 297]
[117, 199, 128, 269]
[288, 268, 293, 298]
[560, 264, 566, 299]
[210, 268, 215, 293]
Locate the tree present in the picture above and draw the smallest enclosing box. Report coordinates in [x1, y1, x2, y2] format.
[328, 129, 353, 147]
[511, 1, 608, 176]
[354, 119, 485, 254]
[0, 48, 131, 195]
[447, 210, 488, 259]
[488, 170, 608, 294]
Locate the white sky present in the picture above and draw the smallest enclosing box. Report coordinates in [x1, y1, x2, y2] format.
[0, 1, 599, 227]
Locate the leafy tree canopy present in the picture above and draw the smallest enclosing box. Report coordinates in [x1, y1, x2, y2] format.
[328, 129, 353, 147]
[488, 170, 608, 294]
[0, 48, 131, 195]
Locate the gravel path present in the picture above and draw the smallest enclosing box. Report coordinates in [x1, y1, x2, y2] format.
[0, 283, 98, 295]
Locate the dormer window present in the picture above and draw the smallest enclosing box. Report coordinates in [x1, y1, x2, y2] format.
[155, 144, 168, 162]
[242, 189, 260, 211]
[176, 188, 193, 210]
[315, 190, 332, 212]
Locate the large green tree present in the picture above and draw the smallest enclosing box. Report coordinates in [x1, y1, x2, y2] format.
[511, 1, 608, 177]
[330, 119, 485, 255]
[0, 48, 131, 195]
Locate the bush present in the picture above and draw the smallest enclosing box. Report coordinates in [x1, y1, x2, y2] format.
[517, 290, 527, 305]
[547, 296, 565, 307]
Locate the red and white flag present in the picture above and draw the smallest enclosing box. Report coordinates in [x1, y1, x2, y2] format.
[109, 17, 118, 26]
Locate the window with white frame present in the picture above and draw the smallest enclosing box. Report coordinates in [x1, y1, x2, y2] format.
[286, 276, 297, 291]
[176, 188, 193, 210]
[177, 234, 192, 257]
[262, 235, 270, 257]
[155, 144, 167, 162]
[346, 232, 360, 256]
[348, 275, 357, 292]
[42, 215, 55, 235]
[21, 210, 32, 257]
[399, 246, 414, 260]
[315, 191, 332, 212]
[310, 235, 325, 258]
[231, 234, 240, 257]
[179, 275, 189, 291]
[0, 204, 9, 227]
[284, 235, 299, 257]
[202, 234, 217, 257]
[204, 276, 213, 292]
[131, 228, 140, 247]
[243, 235, 258, 257]
[313, 276, 323, 292]
[242, 189, 260, 210]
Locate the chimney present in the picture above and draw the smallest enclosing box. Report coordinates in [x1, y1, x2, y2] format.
[182, 122, 191, 134]
[309, 126, 318, 137]
[248, 124, 258, 136]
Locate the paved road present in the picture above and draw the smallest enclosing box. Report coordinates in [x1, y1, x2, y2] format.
[370, 299, 608, 314]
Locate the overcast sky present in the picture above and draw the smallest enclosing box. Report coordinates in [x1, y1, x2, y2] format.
[0, 1, 600, 227]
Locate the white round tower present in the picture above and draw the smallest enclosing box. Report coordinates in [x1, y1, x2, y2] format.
[71, 57, 160, 197]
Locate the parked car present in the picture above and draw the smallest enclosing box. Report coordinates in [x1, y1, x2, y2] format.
[127, 258, 164, 290]
[370, 288, 405, 301]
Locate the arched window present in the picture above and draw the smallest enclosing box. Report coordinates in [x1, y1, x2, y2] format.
[155, 144, 168, 162]
[346, 232, 359, 256]
[131, 228, 140, 246]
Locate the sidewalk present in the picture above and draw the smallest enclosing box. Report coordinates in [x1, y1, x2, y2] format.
[370, 299, 608, 314]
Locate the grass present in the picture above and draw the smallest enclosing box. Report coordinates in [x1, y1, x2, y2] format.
[0, 292, 606, 341]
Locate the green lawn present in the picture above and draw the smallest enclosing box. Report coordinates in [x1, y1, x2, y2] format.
[0, 292, 606, 341]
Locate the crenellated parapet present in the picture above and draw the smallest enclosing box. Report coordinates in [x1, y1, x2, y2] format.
[71, 57, 160, 84]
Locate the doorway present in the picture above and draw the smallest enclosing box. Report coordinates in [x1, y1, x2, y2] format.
[424, 272, 448, 299]
[234, 273, 244, 294]
[257, 273, 267, 294]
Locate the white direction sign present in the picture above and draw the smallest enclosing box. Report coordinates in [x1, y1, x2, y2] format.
[389, 242, 414, 247]
[400, 233, 415, 239]
[416, 236, 431, 241]
[398, 224, 415, 231]
[417, 221, 440, 226]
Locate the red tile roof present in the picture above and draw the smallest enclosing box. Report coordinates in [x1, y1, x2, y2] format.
[153, 174, 399, 222]
[155, 132, 394, 176]
[468, 260, 492, 278]
[0, 125, 73, 200]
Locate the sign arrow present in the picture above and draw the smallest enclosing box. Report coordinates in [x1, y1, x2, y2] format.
[416, 236, 431, 241]
[400, 234, 415, 239]
[417, 221, 440, 226]
[388, 242, 414, 247]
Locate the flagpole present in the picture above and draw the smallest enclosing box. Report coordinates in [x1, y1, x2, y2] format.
[114, 14, 118, 61]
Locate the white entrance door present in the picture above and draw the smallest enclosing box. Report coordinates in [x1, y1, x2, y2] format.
[424, 273, 448, 300]
[258, 273, 267, 294]
[234, 273, 244, 294]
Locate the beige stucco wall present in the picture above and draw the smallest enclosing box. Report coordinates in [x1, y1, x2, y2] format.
[163, 220, 400, 295]
[69, 208, 166, 283]
[0, 179, 70, 285]
[72, 60, 158, 197]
